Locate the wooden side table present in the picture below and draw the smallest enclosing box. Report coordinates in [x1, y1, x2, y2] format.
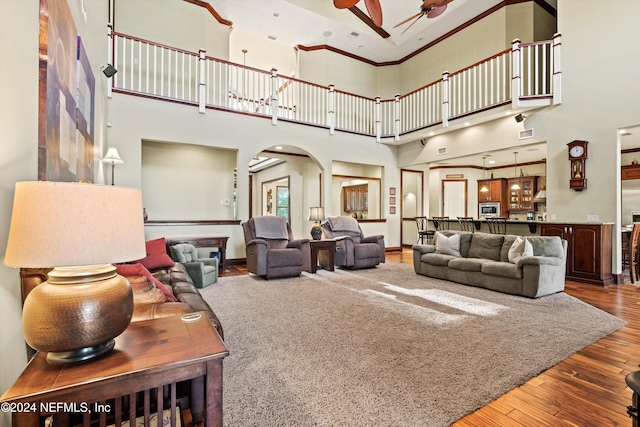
[1, 313, 228, 427]
[309, 239, 336, 273]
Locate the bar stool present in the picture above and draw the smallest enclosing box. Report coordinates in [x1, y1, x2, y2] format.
[457, 217, 474, 232]
[415, 216, 434, 244]
[432, 216, 450, 233]
[487, 217, 507, 234]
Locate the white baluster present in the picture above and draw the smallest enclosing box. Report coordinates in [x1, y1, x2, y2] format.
[442, 71, 450, 127]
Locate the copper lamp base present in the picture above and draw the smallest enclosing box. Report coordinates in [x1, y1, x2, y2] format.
[22, 264, 134, 365]
[310, 222, 323, 240]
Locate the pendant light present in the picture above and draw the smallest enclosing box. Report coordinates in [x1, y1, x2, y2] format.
[479, 156, 489, 193]
[511, 152, 520, 190]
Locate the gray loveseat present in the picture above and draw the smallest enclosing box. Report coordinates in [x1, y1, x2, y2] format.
[413, 230, 567, 298]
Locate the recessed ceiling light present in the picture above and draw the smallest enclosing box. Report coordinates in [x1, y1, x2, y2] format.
[429, 132, 434, 136]
[489, 160, 496, 164]
[620, 129, 630, 135]
[268, 35, 277, 40]
[273, 12, 279, 18]
[275, 146, 283, 150]
[464, 122, 470, 126]
[323, 31, 332, 37]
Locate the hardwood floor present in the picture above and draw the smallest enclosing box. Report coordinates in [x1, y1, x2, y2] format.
[221, 249, 639, 426]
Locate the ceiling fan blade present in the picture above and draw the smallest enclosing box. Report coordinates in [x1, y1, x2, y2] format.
[363, 0, 383, 27]
[401, 13, 425, 35]
[334, 0, 360, 9]
[427, 4, 447, 18]
[393, 11, 422, 29]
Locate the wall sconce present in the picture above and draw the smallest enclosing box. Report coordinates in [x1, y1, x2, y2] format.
[308, 207, 326, 240]
[102, 64, 117, 78]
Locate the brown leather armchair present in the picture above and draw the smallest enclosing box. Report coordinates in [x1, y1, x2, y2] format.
[242, 216, 310, 278]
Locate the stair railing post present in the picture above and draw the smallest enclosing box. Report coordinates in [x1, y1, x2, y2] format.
[198, 48, 206, 114]
[107, 23, 114, 98]
[441, 71, 450, 127]
[271, 68, 278, 125]
[394, 94, 400, 141]
[552, 33, 562, 105]
[511, 38, 521, 108]
[375, 96, 381, 142]
[328, 84, 335, 135]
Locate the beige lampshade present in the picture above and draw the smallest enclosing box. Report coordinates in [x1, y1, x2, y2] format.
[4, 181, 146, 268]
[308, 207, 326, 222]
[101, 147, 124, 165]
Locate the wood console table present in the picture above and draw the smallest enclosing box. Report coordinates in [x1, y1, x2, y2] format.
[167, 236, 229, 271]
[1, 313, 228, 427]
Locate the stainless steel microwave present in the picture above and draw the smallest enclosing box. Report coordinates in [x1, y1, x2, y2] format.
[479, 202, 500, 217]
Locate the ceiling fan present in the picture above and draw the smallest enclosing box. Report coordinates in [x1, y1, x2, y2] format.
[334, 0, 383, 27]
[394, 0, 454, 35]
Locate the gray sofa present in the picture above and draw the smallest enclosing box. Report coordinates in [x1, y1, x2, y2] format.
[413, 230, 567, 298]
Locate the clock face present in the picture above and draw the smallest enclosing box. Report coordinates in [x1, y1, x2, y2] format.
[569, 145, 584, 158]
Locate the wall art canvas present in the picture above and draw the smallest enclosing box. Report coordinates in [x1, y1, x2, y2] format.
[38, 0, 95, 182]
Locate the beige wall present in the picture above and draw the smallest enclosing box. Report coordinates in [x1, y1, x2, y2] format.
[0, 0, 110, 416]
[114, 0, 230, 60]
[142, 141, 237, 221]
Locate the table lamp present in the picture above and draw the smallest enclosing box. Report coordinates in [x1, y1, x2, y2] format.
[101, 147, 124, 185]
[4, 181, 146, 364]
[308, 207, 325, 240]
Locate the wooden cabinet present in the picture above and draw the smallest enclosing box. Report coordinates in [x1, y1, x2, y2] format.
[343, 184, 368, 212]
[477, 178, 506, 203]
[540, 223, 613, 285]
[508, 176, 537, 211]
[477, 178, 508, 217]
[622, 164, 640, 180]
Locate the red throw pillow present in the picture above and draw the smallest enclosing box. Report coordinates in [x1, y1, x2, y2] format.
[115, 262, 178, 302]
[136, 237, 175, 270]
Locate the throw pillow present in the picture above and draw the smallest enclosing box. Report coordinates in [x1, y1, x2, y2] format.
[508, 236, 534, 264]
[126, 275, 166, 304]
[115, 262, 178, 302]
[136, 237, 175, 271]
[434, 231, 461, 257]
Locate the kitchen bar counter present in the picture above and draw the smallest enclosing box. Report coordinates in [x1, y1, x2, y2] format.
[431, 218, 614, 235]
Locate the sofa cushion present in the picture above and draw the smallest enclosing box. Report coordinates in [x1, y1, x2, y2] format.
[115, 262, 178, 302]
[439, 230, 473, 257]
[136, 237, 175, 270]
[508, 236, 534, 264]
[528, 235, 565, 258]
[467, 233, 504, 261]
[434, 232, 461, 257]
[481, 261, 524, 279]
[500, 235, 519, 262]
[127, 275, 167, 304]
[448, 257, 493, 272]
[421, 253, 456, 267]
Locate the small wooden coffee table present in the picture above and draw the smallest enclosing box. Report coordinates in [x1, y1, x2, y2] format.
[309, 239, 336, 273]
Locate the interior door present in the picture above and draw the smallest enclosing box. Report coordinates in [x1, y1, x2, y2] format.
[401, 169, 424, 246]
[442, 179, 467, 218]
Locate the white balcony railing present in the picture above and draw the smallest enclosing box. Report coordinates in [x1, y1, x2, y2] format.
[110, 30, 561, 140]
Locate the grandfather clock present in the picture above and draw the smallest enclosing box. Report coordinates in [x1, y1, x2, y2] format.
[567, 140, 588, 191]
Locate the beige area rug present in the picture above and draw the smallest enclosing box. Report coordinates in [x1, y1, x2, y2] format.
[200, 263, 625, 427]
